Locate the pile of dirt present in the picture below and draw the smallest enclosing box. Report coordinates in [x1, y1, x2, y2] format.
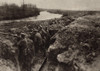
[48, 15, 100, 71]
[0, 58, 16, 71]
[0, 38, 17, 63]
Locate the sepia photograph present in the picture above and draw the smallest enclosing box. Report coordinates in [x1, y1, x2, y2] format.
[0, 0, 100, 71]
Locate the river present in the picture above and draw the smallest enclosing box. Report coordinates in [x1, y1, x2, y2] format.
[0, 11, 62, 24]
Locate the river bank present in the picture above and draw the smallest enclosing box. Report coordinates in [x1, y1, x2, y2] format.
[0, 11, 62, 25]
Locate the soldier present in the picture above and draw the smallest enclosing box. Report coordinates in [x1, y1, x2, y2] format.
[44, 27, 51, 49]
[14, 32, 21, 46]
[34, 29, 43, 53]
[17, 33, 34, 71]
[38, 26, 49, 56]
[38, 25, 47, 39]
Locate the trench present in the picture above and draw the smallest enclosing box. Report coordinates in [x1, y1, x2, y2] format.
[11, 29, 58, 71]
[0, 28, 58, 71]
[35, 30, 77, 71]
[32, 29, 57, 71]
[0, 15, 75, 71]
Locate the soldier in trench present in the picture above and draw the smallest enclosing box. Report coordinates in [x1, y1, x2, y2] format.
[38, 26, 51, 56]
[30, 29, 43, 54]
[29, 26, 51, 57]
[30, 27, 46, 56]
[17, 33, 35, 71]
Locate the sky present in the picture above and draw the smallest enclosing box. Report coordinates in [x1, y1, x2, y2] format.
[0, 0, 100, 10]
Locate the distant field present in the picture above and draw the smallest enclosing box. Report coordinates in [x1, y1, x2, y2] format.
[43, 8, 100, 18]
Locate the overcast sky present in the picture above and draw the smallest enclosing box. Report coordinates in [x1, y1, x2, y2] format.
[0, 0, 100, 10]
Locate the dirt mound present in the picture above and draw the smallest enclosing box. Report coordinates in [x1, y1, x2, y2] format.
[48, 15, 100, 71]
[71, 15, 100, 28]
[0, 38, 16, 63]
[0, 58, 16, 71]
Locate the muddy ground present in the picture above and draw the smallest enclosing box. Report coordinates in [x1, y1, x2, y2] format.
[0, 13, 100, 71]
[0, 16, 73, 71]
